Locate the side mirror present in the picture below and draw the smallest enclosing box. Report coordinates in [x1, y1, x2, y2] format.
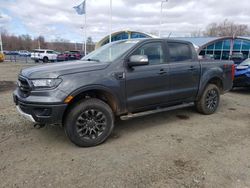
[128, 55, 149, 67]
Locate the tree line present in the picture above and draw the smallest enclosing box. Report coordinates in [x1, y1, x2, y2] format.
[191, 19, 250, 37]
[2, 19, 249, 52]
[1, 30, 95, 53]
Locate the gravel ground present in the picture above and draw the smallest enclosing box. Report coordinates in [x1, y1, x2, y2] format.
[0, 62, 250, 188]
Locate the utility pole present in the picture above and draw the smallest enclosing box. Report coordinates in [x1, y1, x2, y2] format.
[0, 14, 3, 53]
[38, 39, 41, 49]
[159, 0, 168, 38]
[0, 31, 2, 53]
[109, 0, 112, 43]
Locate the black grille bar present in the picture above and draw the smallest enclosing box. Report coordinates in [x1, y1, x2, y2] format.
[18, 75, 31, 97]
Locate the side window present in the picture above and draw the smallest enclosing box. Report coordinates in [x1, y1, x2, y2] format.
[47, 51, 53, 54]
[168, 43, 192, 62]
[132, 42, 164, 65]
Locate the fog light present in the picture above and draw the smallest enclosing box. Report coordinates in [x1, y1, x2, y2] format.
[34, 108, 51, 116]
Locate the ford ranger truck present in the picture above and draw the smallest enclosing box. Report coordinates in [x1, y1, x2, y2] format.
[13, 39, 234, 147]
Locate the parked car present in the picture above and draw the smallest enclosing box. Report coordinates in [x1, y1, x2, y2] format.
[231, 52, 244, 65]
[13, 39, 234, 147]
[233, 58, 250, 87]
[31, 49, 58, 63]
[0, 52, 4, 62]
[57, 52, 68, 61]
[4, 51, 19, 55]
[18, 50, 31, 56]
[65, 50, 82, 60]
[3, 50, 10, 55]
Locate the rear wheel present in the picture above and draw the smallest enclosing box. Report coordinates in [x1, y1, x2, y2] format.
[64, 98, 114, 147]
[195, 84, 220, 115]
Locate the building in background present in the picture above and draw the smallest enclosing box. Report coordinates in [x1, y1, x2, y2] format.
[96, 30, 250, 64]
[174, 36, 250, 64]
[95, 30, 155, 48]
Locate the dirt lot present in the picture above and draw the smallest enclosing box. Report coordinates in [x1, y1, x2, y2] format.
[0, 62, 250, 188]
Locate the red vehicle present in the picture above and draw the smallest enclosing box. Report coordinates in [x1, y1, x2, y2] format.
[65, 51, 82, 60]
[57, 53, 68, 61]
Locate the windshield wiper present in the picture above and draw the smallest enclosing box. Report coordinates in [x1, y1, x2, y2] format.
[84, 58, 100, 62]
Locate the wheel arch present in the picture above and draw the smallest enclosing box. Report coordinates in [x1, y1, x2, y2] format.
[197, 76, 224, 100]
[63, 86, 122, 123]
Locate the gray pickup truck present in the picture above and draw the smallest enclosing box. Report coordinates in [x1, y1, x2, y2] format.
[13, 39, 235, 147]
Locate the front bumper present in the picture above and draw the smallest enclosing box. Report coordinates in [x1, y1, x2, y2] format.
[16, 105, 36, 123]
[233, 75, 250, 87]
[13, 93, 67, 124]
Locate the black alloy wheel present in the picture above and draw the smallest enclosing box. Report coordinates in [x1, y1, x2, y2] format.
[195, 84, 220, 115]
[64, 98, 114, 147]
[205, 89, 219, 111]
[76, 109, 107, 140]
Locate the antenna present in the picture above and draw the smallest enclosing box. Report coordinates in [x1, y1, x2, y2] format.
[168, 32, 172, 38]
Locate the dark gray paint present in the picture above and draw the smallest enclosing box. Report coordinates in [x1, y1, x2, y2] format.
[14, 38, 234, 124]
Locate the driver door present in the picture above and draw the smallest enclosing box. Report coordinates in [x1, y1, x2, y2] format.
[125, 41, 171, 112]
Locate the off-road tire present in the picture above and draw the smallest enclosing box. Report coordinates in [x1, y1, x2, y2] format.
[195, 84, 220, 115]
[64, 98, 114, 147]
[43, 57, 49, 63]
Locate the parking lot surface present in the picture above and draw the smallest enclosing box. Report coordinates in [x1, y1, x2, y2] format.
[0, 62, 250, 188]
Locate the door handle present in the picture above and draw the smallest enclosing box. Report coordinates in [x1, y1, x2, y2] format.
[188, 66, 196, 71]
[158, 69, 167, 75]
[113, 72, 125, 80]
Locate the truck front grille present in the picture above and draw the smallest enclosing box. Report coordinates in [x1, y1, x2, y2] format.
[18, 76, 31, 97]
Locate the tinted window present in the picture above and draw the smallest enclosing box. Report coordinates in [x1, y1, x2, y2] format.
[233, 39, 242, 50]
[34, 50, 44, 53]
[132, 42, 164, 65]
[83, 40, 139, 63]
[168, 43, 192, 62]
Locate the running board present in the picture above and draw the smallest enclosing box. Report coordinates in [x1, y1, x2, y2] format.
[120, 102, 194, 120]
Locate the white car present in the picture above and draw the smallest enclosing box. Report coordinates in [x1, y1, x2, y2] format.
[31, 49, 58, 63]
[18, 50, 31, 56]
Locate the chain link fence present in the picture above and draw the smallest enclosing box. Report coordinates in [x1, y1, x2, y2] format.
[4, 55, 35, 63]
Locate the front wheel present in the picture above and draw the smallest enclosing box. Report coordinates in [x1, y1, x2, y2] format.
[195, 84, 220, 115]
[43, 57, 49, 63]
[64, 98, 114, 147]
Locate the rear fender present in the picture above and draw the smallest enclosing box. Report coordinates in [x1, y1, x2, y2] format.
[196, 67, 223, 100]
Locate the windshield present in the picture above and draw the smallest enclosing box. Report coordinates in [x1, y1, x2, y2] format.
[82, 40, 139, 63]
[239, 58, 250, 66]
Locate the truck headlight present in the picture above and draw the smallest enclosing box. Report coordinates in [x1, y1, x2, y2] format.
[31, 78, 62, 89]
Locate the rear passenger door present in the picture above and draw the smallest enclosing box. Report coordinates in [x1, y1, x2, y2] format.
[167, 42, 200, 101]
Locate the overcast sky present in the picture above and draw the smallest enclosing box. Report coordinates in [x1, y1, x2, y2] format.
[0, 0, 250, 42]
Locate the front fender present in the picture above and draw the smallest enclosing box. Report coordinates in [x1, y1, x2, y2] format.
[68, 84, 125, 115]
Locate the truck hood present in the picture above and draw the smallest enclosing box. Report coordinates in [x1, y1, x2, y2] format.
[21, 60, 109, 79]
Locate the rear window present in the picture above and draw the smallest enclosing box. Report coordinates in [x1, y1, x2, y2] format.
[168, 42, 192, 62]
[69, 51, 80, 53]
[33, 50, 44, 53]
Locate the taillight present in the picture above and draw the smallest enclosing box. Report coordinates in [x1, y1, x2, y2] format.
[231, 64, 235, 81]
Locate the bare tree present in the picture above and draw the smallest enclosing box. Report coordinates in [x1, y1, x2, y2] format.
[86, 37, 95, 52]
[1, 29, 96, 52]
[191, 29, 203, 37]
[203, 19, 250, 37]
